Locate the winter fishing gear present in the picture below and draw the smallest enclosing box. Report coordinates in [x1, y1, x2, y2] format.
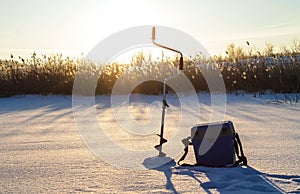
[177, 121, 247, 167]
[151, 27, 247, 167]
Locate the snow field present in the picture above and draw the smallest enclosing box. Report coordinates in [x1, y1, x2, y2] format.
[0, 94, 299, 193]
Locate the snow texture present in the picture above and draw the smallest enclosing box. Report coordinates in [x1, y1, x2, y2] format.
[0, 94, 299, 193]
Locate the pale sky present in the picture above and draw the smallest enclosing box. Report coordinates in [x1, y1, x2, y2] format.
[1, 0, 300, 60]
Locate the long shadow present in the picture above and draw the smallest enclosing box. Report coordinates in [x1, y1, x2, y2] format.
[0, 95, 72, 112]
[143, 157, 291, 193]
[143, 157, 179, 193]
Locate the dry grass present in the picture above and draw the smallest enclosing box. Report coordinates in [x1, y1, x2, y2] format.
[1, 42, 300, 97]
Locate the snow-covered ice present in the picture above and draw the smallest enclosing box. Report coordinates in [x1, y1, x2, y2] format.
[0, 94, 299, 193]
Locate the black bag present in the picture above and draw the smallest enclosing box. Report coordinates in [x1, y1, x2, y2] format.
[178, 121, 247, 167]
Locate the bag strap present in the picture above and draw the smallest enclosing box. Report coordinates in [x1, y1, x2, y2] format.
[233, 132, 247, 166]
[177, 137, 193, 166]
[177, 132, 247, 167]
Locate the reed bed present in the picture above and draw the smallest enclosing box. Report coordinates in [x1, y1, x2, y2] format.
[1, 42, 300, 97]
